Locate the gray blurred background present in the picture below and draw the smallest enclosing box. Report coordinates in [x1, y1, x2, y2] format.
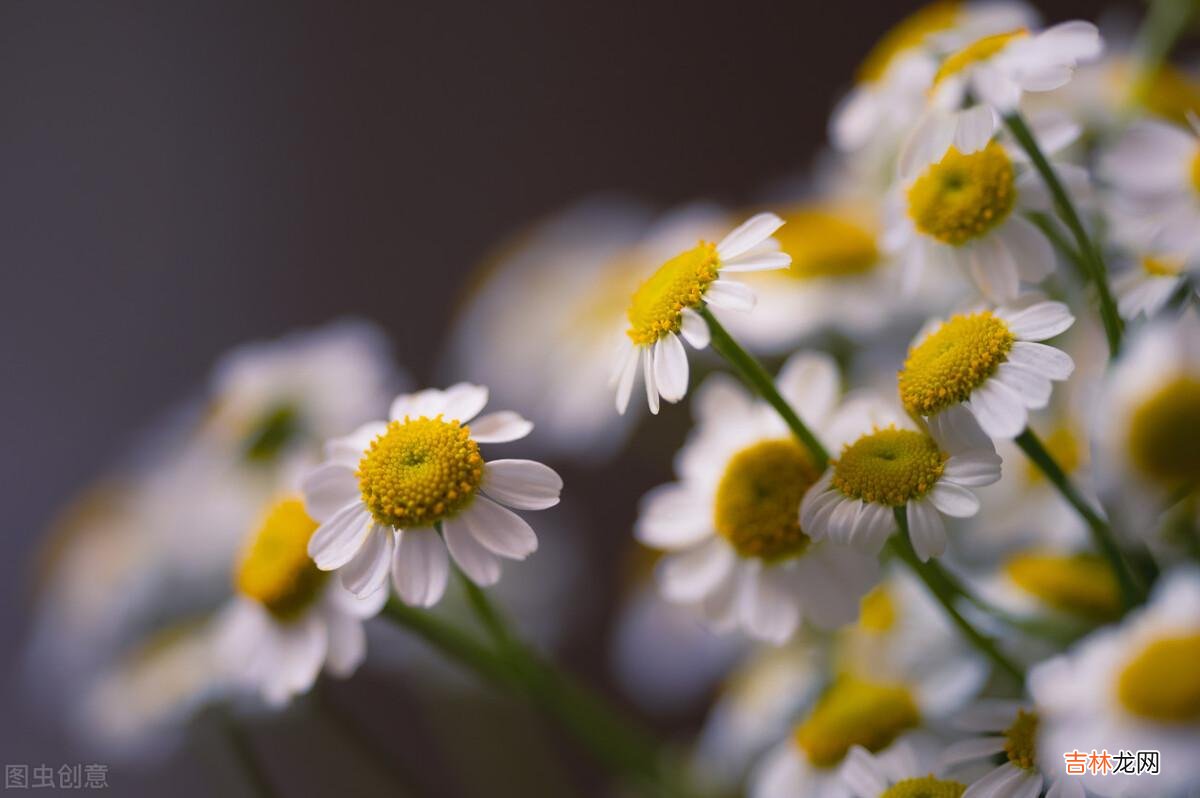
[0, 0, 1136, 795]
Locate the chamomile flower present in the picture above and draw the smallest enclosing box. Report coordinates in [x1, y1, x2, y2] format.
[896, 301, 1076, 440]
[800, 396, 1001, 561]
[929, 20, 1103, 113]
[612, 213, 791, 415]
[887, 109, 1084, 302]
[635, 353, 880, 643]
[302, 384, 562, 607]
[980, 547, 1122, 628]
[1111, 251, 1193, 320]
[841, 740, 968, 798]
[216, 496, 387, 706]
[1030, 568, 1200, 797]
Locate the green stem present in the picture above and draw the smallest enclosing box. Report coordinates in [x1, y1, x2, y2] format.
[1131, 0, 1197, 105]
[1005, 111, 1123, 355]
[1014, 428, 1143, 608]
[699, 305, 830, 470]
[889, 509, 1026, 684]
[222, 716, 277, 798]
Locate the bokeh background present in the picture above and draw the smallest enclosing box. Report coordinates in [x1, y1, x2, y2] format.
[0, 0, 1140, 795]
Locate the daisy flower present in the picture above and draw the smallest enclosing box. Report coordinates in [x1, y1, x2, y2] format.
[887, 109, 1085, 302]
[929, 20, 1103, 113]
[896, 300, 1076, 440]
[800, 395, 1001, 561]
[612, 212, 791, 415]
[841, 739, 969, 798]
[635, 352, 880, 643]
[216, 496, 387, 706]
[1111, 251, 1193, 321]
[301, 383, 562, 607]
[1030, 568, 1200, 797]
[979, 547, 1122, 628]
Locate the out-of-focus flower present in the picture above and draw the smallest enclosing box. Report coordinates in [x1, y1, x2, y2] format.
[635, 353, 879, 643]
[842, 739, 966, 797]
[1030, 568, 1200, 797]
[898, 301, 1075, 439]
[801, 395, 1000, 561]
[613, 213, 791, 415]
[302, 383, 561, 607]
[1112, 251, 1193, 320]
[981, 548, 1123, 626]
[888, 109, 1082, 302]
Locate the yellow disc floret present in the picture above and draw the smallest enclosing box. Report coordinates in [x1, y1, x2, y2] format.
[858, 585, 898, 633]
[1004, 551, 1122, 621]
[933, 29, 1029, 86]
[907, 142, 1016, 246]
[881, 778, 967, 798]
[899, 311, 1015, 416]
[357, 416, 483, 528]
[626, 242, 719, 347]
[857, 1, 961, 84]
[1191, 148, 1200, 196]
[1003, 709, 1040, 770]
[793, 675, 921, 767]
[1126, 375, 1200, 488]
[235, 498, 328, 620]
[832, 427, 947, 506]
[1116, 633, 1200, 722]
[776, 208, 880, 280]
[713, 439, 818, 562]
[1142, 255, 1185, 277]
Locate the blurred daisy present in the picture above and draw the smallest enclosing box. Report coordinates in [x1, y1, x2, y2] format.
[842, 739, 968, 798]
[897, 301, 1075, 439]
[929, 20, 1103, 113]
[635, 353, 879, 643]
[800, 396, 1000, 561]
[216, 496, 386, 706]
[1030, 568, 1200, 797]
[887, 109, 1084, 301]
[613, 213, 791, 415]
[1112, 251, 1192, 320]
[302, 383, 561, 607]
[982, 547, 1122, 627]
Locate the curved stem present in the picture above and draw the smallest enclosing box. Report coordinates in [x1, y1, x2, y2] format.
[699, 306, 830, 470]
[1005, 111, 1123, 356]
[1014, 428, 1143, 609]
[222, 715, 277, 798]
[889, 509, 1026, 684]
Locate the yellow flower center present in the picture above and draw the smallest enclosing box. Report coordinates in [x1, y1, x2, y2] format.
[793, 675, 921, 768]
[907, 143, 1016, 246]
[625, 242, 719, 347]
[899, 311, 1015, 416]
[1116, 633, 1200, 723]
[235, 498, 328, 620]
[933, 29, 1029, 86]
[833, 427, 948, 506]
[1191, 147, 1200, 196]
[1003, 709, 1040, 770]
[357, 416, 483, 528]
[857, 1, 962, 84]
[713, 439, 818, 562]
[1142, 255, 1185, 277]
[1137, 63, 1200, 126]
[1126, 375, 1200, 489]
[1004, 551, 1122, 622]
[1023, 425, 1083, 484]
[859, 586, 898, 633]
[775, 208, 880, 280]
[880, 777, 967, 798]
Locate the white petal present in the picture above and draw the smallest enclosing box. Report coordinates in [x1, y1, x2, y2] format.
[704, 279, 756, 312]
[615, 345, 640, 415]
[301, 464, 361, 523]
[827, 497, 864, 546]
[929, 481, 981, 517]
[968, 237, 1020, 302]
[1024, 110, 1082, 156]
[997, 301, 1074, 340]
[308, 504, 373, 570]
[994, 362, 1052, 409]
[658, 539, 735, 604]
[938, 737, 1007, 770]
[635, 483, 712, 549]
[963, 762, 1029, 798]
[439, 383, 489, 424]
[967, 379, 1028, 439]
[999, 216, 1055, 283]
[716, 213, 784, 260]
[737, 567, 800, 644]
[679, 307, 710, 348]
[841, 746, 890, 797]
[775, 351, 839, 427]
[720, 251, 791, 272]
[339, 526, 394, 598]
[643, 346, 660, 415]
[848, 502, 895, 553]
[324, 421, 386, 468]
[972, 64, 1021, 111]
[907, 499, 946, 561]
[391, 529, 449, 607]
[323, 614, 366, 678]
[927, 403, 996, 454]
[459, 495, 538, 559]
[1007, 341, 1074, 379]
[469, 411, 533, 443]
[390, 388, 445, 421]
[1037, 20, 1102, 64]
[482, 459, 563, 510]
[653, 333, 689, 403]
[943, 452, 1003, 486]
[442, 516, 502, 586]
[954, 105, 998, 153]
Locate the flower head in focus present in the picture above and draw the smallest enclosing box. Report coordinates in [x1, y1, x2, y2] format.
[302, 384, 561, 607]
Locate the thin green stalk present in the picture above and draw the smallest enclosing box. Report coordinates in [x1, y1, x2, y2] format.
[699, 305, 830, 470]
[889, 510, 1026, 684]
[1005, 111, 1123, 355]
[1130, 0, 1198, 105]
[1014, 428, 1143, 608]
[222, 716, 277, 798]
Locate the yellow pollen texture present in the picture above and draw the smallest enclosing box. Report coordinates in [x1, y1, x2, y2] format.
[793, 675, 921, 767]
[881, 777, 967, 798]
[1117, 633, 1200, 723]
[857, 1, 961, 84]
[832, 427, 947, 506]
[626, 242, 719, 347]
[1191, 148, 1200, 196]
[1003, 709, 1040, 770]
[1126, 375, 1200, 488]
[899, 311, 1015, 416]
[235, 498, 328, 620]
[713, 439, 819, 562]
[357, 416, 483, 528]
[933, 29, 1029, 86]
[776, 208, 880, 280]
[907, 142, 1016, 246]
[1005, 551, 1122, 621]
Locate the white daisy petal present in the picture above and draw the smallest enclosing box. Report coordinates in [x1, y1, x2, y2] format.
[653, 333, 689, 403]
[963, 762, 1030, 798]
[943, 452, 1003, 486]
[469, 411, 534, 443]
[737, 566, 800, 644]
[954, 105, 998, 153]
[459, 494, 538, 559]
[999, 216, 1055, 283]
[716, 213, 784, 260]
[635, 483, 713, 549]
[998, 301, 1074, 340]
[390, 388, 444, 421]
[704, 279, 756, 312]
[967, 378, 1028, 439]
[440, 383, 489, 424]
[679, 307, 711, 349]
[658, 538, 735, 604]
[615, 345, 640, 415]
[301, 464, 361, 523]
[308, 504, 373, 570]
[929, 481, 981, 518]
[643, 347, 660, 415]
[907, 498, 946, 561]
[994, 363, 1052, 409]
[442, 516, 502, 586]
[481, 459, 563, 510]
[325, 421, 386, 468]
[841, 746, 891, 797]
[391, 529, 449, 607]
[339, 526, 394, 598]
[1007, 341, 1074, 380]
[938, 737, 1007, 770]
[719, 251, 792, 272]
[323, 613, 367, 678]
